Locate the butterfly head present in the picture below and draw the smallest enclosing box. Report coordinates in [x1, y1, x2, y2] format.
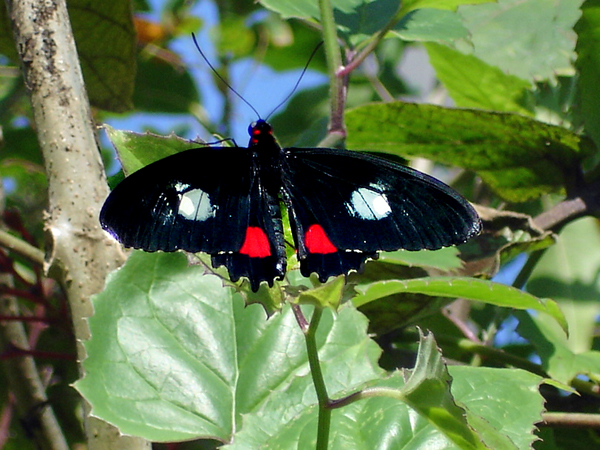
[248, 119, 275, 147]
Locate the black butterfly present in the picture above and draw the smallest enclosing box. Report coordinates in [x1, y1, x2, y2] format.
[100, 119, 480, 291]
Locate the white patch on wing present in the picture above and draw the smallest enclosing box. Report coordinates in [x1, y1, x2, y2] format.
[174, 181, 191, 192]
[178, 188, 216, 221]
[348, 186, 391, 220]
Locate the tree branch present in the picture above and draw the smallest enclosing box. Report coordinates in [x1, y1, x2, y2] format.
[5, 0, 148, 448]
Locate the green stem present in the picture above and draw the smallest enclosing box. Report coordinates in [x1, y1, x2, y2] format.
[0, 229, 45, 265]
[317, 0, 346, 142]
[304, 306, 331, 450]
[339, 2, 405, 76]
[512, 249, 545, 289]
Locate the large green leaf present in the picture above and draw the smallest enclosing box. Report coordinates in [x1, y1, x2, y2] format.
[458, 0, 583, 81]
[425, 42, 533, 115]
[228, 332, 542, 449]
[398, 332, 495, 450]
[69, 1, 136, 112]
[517, 311, 600, 385]
[392, 8, 469, 42]
[258, 0, 493, 45]
[0, 0, 136, 112]
[132, 55, 200, 113]
[76, 251, 383, 442]
[345, 102, 592, 201]
[78, 252, 543, 447]
[104, 125, 201, 175]
[354, 276, 567, 331]
[449, 366, 544, 450]
[527, 217, 600, 355]
[574, 0, 600, 149]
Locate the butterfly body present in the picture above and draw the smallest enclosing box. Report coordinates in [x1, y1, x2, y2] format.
[101, 120, 481, 291]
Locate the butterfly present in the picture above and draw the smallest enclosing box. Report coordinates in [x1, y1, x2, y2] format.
[100, 119, 481, 292]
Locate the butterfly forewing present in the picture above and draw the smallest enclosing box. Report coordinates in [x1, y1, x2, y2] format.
[100, 147, 255, 254]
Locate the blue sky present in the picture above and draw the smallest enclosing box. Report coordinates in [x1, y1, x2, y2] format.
[106, 0, 327, 145]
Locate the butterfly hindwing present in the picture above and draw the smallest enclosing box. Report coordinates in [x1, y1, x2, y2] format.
[211, 176, 287, 291]
[281, 147, 481, 281]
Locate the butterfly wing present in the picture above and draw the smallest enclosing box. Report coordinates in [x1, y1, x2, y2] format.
[100, 147, 286, 291]
[282, 148, 481, 281]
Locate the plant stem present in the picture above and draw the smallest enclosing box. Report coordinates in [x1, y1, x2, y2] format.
[541, 412, 600, 428]
[338, 2, 404, 76]
[0, 229, 45, 265]
[512, 249, 545, 289]
[318, 0, 346, 143]
[304, 306, 331, 450]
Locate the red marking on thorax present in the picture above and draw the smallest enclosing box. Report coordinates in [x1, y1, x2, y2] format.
[239, 227, 271, 258]
[305, 224, 337, 254]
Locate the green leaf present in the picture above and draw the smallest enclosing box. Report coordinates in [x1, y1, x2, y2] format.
[379, 246, 464, 271]
[345, 102, 593, 202]
[77, 251, 383, 442]
[393, 8, 470, 42]
[425, 42, 533, 114]
[295, 276, 346, 309]
[229, 332, 540, 449]
[449, 366, 544, 449]
[527, 217, 600, 354]
[259, 0, 489, 45]
[215, 15, 257, 57]
[399, 332, 494, 450]
[517, 311, 600, 384]
[79, 252, 543, 447]
[0, 0, 136, 112]
[69, 1, 136, 112]
[133, 55, 200, 113]
[402, 0, 495, 13]
[261, 21, 327, 72]
[334, 0, 402, 46]
[1, 126, 43, 166]
[458, 0, 583, 81]
[353, 276, 567, 331]
[104, 125, 201, 175]
[574, 0, 600, 149]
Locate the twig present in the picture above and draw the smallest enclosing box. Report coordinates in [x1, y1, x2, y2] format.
[0, 229, 44, 266]
[533, 197, 588, 232]
[541, 412, 600, 428]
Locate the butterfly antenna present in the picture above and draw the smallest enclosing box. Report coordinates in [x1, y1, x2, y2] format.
[265, 41, 324, 121]
[192, 33, 261, 119]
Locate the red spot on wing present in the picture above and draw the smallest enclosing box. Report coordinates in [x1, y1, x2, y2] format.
[239, 227, 271, 258]
[305, 224, 337, 254]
